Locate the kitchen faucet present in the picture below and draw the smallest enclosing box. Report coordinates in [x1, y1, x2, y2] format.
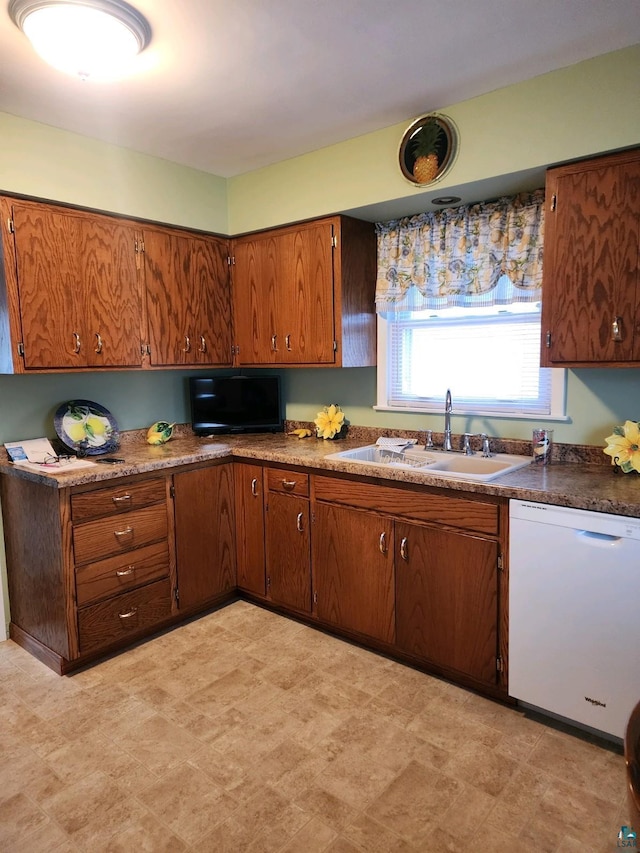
[443, 389, 453, 451]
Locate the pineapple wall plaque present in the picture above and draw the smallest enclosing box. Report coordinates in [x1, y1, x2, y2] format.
[399, 113, 458, 186]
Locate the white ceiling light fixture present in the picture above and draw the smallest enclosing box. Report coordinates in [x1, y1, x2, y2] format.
[8, 0, 152, 81]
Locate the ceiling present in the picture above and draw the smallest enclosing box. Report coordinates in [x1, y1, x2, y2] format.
[1, 0, 639, 179]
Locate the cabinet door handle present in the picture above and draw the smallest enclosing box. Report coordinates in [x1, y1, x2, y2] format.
[73, 332, 81, 354]
[611, 316, 623, 342]
[199, 335, 207, 353]
[183, 335, 191, 353]
[296, 512, 304, 533]
[94, 332, 103, 354]
[285, 334, 292, 351]
[118, 607, 138, 619]
[400, 536, 408, 561]
[111, 494, 131, 505]
[271, 334, 278, 352]
[114, 526, 134, 539]
[282, 479, 297, 491]
[251, 477, 258, 497]
[379, 532, 387, 554]
[116, 566, 135, 577]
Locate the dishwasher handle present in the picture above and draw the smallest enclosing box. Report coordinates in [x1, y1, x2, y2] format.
[576, 529, 622, 544]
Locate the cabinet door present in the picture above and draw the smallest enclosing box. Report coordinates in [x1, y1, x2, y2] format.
[312, 503, 394, 644]
[542, 152, 640, 364]
[234, 463, 266, 595]
[277, 223, 335, 364]
[233, 235, 279, 364]
[395, 522, 499, 685]
[11, 203, 92, 368]
[173, 464, 236, 612]
[81, 216, 142, 366]
[144, 228, 232, 366]
[265, 492, 311, 612]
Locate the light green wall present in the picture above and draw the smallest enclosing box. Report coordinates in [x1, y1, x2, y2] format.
[0, 112, 229, 232]
[227, 45, 640, 233]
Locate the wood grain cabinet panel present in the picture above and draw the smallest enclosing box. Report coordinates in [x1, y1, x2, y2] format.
[143, 226, 233, 367]
[71, 478, 166, 522]
[312, 502, 395, 644]
[395, 522, 499, 685]
[78, 578, 172, 654]
[173, 464, 237, 612]
[73, 503, 168, 565]
[232, 215, 376, 367]
[234, 463, 266, 595]
[75, 542, 170, 606]
[1, 199, 143, 370]
[265, 491, 311, 613]
[541, 148, 640, 366]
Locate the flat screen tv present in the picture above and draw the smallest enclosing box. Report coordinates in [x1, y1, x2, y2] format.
[189, 375, 284, 436]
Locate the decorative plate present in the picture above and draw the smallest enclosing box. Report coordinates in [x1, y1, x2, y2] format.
[54, 399, 120, 455]
[398, 112, 459, 186]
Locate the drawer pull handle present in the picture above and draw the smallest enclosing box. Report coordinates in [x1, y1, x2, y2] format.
[183, 335, 191, 353]
[285, 334, 292, 351]
[114, 526, 133, 539]
[73, 331, 81, 354]
[116, 566, 135, 577]
[612, 315, 623, 342]
[282, 479, 297, 491]
[400, 537, 408, 561]
[111, 494, 132, 504]
[118, 607, 138, 619]
[199, 335, 207, 353]
[379, 532, 387, 554]
[271, 334, 278, 352]
[251, 477, 258, 497]
[296, 512, 304, 533]
[94, 332, 103, 354]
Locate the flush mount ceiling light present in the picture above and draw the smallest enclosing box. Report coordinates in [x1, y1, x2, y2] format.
[9, 0, 151, 81]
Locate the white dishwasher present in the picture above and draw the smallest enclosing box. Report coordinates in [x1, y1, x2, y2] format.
[509, 499, 640, 740]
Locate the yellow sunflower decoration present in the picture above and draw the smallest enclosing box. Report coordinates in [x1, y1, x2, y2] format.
[314, 404, 345, 440]
[603, 420, 640, 473]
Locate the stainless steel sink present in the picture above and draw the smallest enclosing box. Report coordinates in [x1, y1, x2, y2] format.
[325, 444, 532, 482]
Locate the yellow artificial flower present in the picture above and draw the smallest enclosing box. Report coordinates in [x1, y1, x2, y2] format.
[314, 404, 345, 440]
[603, 420, 640, 473]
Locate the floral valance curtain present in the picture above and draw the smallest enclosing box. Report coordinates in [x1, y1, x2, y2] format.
[375, 189, 545, 316]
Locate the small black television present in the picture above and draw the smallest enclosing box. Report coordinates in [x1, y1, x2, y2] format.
[189, 375, 284, 436]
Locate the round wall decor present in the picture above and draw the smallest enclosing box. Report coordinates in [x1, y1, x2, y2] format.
[398, 113, 459, 186]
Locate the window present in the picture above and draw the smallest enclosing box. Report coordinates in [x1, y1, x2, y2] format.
[377, 293, 566, 418]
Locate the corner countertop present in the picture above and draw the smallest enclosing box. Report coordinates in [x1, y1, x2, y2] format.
[2, 429, 640, 518]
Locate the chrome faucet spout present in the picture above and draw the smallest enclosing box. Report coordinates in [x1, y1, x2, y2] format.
[443, 389, 452, 451]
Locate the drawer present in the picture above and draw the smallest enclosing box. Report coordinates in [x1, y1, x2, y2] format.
[78, 578, 172, 655]
[72, 478, 166, 523]
[266, 469, 309, 497]
[312, 475, 500, 536]
[75, 542, 170, 607]
[73, 504, 168, 565]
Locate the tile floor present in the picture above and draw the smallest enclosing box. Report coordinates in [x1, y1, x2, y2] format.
[0, 601, 631, 852]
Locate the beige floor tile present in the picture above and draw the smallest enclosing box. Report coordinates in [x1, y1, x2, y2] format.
[313, 748, 398, 810]
[294, 783, 360, 831]
[279, 815, 338, 852]
[443, 739, 520, 797]
[3, 818, 78, 853]
[343, 813, 416, 852]
[89, 811, 187, 852]
[108, 711, 204, 774]
[0, 792, 50, 849]
[137, 762, 239, 845]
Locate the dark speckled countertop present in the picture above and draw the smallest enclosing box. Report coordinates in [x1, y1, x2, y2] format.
[2, 425, 639, 518]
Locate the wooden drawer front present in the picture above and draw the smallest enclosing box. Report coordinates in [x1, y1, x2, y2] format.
[313, 475, 499, 536]
[266, 469, 309, 497]
[74, 504, 168, 565]
[78, 578, 172, 655]
[75, 542, 170, 607]
[72, 478, 166, 523]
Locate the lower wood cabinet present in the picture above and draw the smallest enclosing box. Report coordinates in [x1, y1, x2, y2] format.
[312, 502, 395, 644]
[173, 463, 236, 612]
[264, 469, 311, 612]
[234, 462, 266, 595]
[395, 522, 499, 685]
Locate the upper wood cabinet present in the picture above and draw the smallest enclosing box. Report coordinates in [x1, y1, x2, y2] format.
[541, 148, 640, 367]
[0, 198, 144, 371]
[231, 215, 376, 367]
[143, 226, 233, 367]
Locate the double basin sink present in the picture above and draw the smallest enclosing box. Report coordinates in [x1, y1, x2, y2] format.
[326, 444, 532, 482]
